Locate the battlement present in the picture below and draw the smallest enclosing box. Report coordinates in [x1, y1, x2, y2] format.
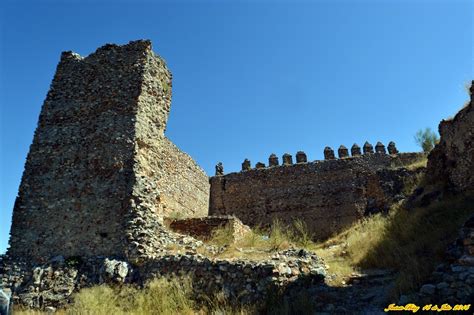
[210, 147, 425, 239]
[213, 141, 416, 176]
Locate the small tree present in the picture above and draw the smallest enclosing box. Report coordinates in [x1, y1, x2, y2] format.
[414, 128, 439, 153]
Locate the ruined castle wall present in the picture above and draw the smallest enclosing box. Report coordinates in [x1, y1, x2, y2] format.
[8, 41, 209, 262]
[427, 82, 474, 193]
[209, 153, 421, 239]
[8, 43, 149, 260]
[134, 136, 209, 218]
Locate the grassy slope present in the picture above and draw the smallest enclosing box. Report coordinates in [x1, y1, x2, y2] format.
[316, 194, 473, 298]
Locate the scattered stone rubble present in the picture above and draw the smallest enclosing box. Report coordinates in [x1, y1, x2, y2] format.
[405, 215, 474, 305]
[0, 247, 326, 310]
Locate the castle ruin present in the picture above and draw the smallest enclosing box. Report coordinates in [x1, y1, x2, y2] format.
[3, 40, 472, 311]
[6, 40, 426, 260]
[8, 40, 209, 261]
[209, 149, 424, 239]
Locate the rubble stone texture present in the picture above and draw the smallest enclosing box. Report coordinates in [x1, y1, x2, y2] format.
[268, 154, 279, 166]
[242, 159, 251, 171]
[351, 144, 361, 157]
[427, 81, 474, 193]
[7, 40, 209, 262]
[324, 147, 335, 160]
[209, 153, 424, 239]
[375, 142, 386, 154]
[296, 151, 307, 163]
[0, 249, 326, 309]
[363, 142, 374, 154]
[338, 145, 349, 158]
[282, 153, 293, 165]
[215, 162, 224, 176]
[387, 141, 399, 155]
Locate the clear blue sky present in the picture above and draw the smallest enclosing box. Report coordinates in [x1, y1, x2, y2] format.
[0, 0, 472, 254]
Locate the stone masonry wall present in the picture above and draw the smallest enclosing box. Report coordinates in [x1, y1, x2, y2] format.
[426, 81, 474, 194]
[8, 40, 209, 262]
[167, 216, 251, 242]
[210, 153, 423, 240]
[135, 137, 209, 218]
[0, 249, 326, 310]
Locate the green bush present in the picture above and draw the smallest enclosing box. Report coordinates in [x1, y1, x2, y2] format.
[414, 128, 439, 153]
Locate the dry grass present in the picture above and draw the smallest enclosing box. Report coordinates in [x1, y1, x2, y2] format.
[208, 223, 236, 247]
[13, 310, 67, 315]
[359, 194, 473, 296]
[391, 154, 427, 171]
[14, 277, 257, 315]
[404, 157, 428, 170]
[314, 193, 474, 297]
[68, 277, 195, 315]
[204, 218, 317, 260]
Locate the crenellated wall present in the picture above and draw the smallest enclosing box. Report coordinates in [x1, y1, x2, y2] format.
[210, 150, 424, 239]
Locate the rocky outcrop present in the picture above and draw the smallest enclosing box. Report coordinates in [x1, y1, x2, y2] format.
[426, 81, 474, 193]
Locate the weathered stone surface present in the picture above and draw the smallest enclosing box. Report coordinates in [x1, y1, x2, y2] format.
[268, 154, 279, 167]
[426, 81, 474, 193]
[387, 141, 398, 155]
[7, 40, 209, 262]
[215, 162, 224, 176]
[167, 216, 251, 242]
[100, 258, 130, 283]
[338, 145, 349, 158]
[296, 151, 307, 163]
[282, 153, 293, 165]
[375, 142, 386, 154]
[324, 147, 335, 160]
[351, 144, 361, 157]
[209, 154, 423, 239]
[0, 248, 326, 310]
[242, 159, 251, 171]
[255, 162, 266, 169]
[363, 142, 374, 154]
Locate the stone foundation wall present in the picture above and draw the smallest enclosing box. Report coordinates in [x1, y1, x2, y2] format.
[0, 249, 326, 310]
[210, 153, 424, 239]
[167, 216, 251, 241]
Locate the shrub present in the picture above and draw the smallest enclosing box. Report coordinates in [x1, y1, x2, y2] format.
[414, 128, 439, 153]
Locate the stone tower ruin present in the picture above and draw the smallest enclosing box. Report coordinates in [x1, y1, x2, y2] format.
[8, 40, 209, 261]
